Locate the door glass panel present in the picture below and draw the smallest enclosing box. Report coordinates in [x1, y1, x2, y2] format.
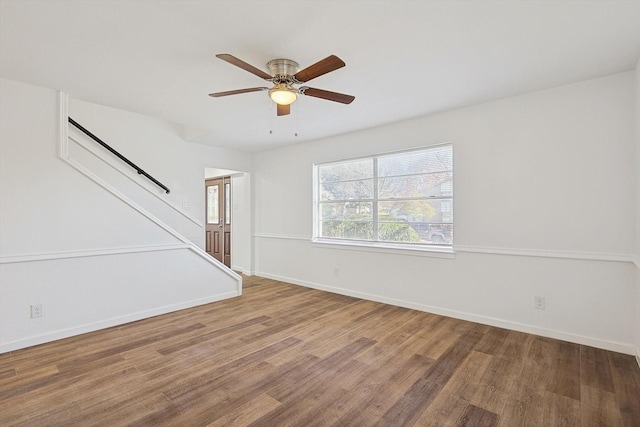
[207, 185, 219, 224]
[225, 182, 231, 225]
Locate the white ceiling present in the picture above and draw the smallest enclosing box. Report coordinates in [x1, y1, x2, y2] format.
[1, 1, 639, 152]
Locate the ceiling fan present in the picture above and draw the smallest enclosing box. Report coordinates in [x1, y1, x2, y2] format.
[209, 54, 355, 116]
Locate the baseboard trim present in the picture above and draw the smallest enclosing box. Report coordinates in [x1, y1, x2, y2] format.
[0, 291, 239, 354]
[255, 271, 636, 356]
[231, 265, 254, 276]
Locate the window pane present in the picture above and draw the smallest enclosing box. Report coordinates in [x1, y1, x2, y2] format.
[320, 202, 372, 221]
[378, 145, 453, 177]
[319, 159, 373, 182]
[419, 223, 453, 245]
[320, 221, 373, 240]
[378, 199, 453, 244]
[379, 199, 452, 223]
[379, 200, 438, 222]
[378, 222, 422, 243]
[207, 185, 219, 224]
[376, 221, 453, 244]
[378, 172, 453, 199]
[225, 182, 231, 225]
[321, 179, 373, 201]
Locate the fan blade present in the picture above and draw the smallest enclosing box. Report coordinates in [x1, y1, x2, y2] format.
[208, 87, 268, 97]
[277, 104, 290, 116]
[216, 54, 273, 80]
[294, 55, 345, 82]
[302, 87, 355, 104]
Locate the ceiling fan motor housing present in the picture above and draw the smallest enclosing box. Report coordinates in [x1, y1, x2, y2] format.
[267, 59, 300, 81]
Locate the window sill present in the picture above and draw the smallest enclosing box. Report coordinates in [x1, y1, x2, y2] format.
[311, 239, 455, 259]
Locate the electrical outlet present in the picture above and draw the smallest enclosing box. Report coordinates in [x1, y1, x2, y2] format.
[182, 199, 190, 209]
[534, 296, 545, 310]
[31, 304, 43, 318]
[333, 268, 340, 277]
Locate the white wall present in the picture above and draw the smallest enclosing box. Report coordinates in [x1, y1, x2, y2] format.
[635, 58, 640, 363]
[230, 173, 253, 275]
[0, 78, 251, 353]
[68, 103, 253, 274]
[253, 71, 637, 354]
[70, 99, 252, 249]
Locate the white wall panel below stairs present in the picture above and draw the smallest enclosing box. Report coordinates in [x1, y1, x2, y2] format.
[0, 79, 244, 353]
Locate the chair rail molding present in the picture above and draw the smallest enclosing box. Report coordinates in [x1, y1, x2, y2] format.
[0, 244, 190, 264]
[254, 233, 634, 264]
[454, 245, 635, 264]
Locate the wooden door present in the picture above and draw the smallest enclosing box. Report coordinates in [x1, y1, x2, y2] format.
[205, 177, 232, 267]
[205, 178, 224, 263]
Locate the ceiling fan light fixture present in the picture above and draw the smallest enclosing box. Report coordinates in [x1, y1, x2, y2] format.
[269, 85, 297, 105]
[211, 54, 355, 116]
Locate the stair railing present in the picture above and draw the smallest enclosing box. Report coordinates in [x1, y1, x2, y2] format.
[68, 117, 170, 194]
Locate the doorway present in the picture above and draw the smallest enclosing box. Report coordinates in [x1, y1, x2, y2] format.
[205, 176, 231, 267]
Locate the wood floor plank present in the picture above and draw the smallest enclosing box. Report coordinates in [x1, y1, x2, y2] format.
[580, 384, 624, 427]
[0, 274, 638, 426]
[547, 340, 581, 401]
[0, 364, 58, 389]
[264, 336, 376, 403]
[332, 352, 436, 425]
[156, 315, 270, 355]
[474, 326, 510, 356]
[283, 387, 352, 427]
[415, 392, 470, 427]
[456, 403, 500, 427]
[542, 391, 581, 427]
[422, 317, 473, 358]
[206, 393, 281, 427]
[0, 368, 17, 381]
[452, 349, 494, 388]
[163, 336, 301, 402]
[608, 351, 640, 426]
[581, 345, 615, 393]
[373, 328, 483, 426]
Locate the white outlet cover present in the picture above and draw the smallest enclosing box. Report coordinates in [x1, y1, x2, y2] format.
[31, 304, 43, 318]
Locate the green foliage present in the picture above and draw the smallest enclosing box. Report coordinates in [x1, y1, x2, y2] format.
[321, 220, 372, 240]
[378, 217, 421, 242]
[321, 214, 420, 243]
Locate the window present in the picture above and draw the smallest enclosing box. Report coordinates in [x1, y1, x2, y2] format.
[314, 144, 453, 250]
[207, 184, 220, 224]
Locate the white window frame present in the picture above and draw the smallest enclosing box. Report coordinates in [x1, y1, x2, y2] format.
[312, 144, 453, 254]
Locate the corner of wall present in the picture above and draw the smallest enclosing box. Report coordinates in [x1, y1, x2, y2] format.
[635, 57, 640, 368]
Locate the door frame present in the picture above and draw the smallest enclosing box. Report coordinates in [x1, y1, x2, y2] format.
[204, 168, 252, 275]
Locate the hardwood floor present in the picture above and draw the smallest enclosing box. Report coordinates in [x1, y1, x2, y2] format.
[1, 275, 639, 426]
